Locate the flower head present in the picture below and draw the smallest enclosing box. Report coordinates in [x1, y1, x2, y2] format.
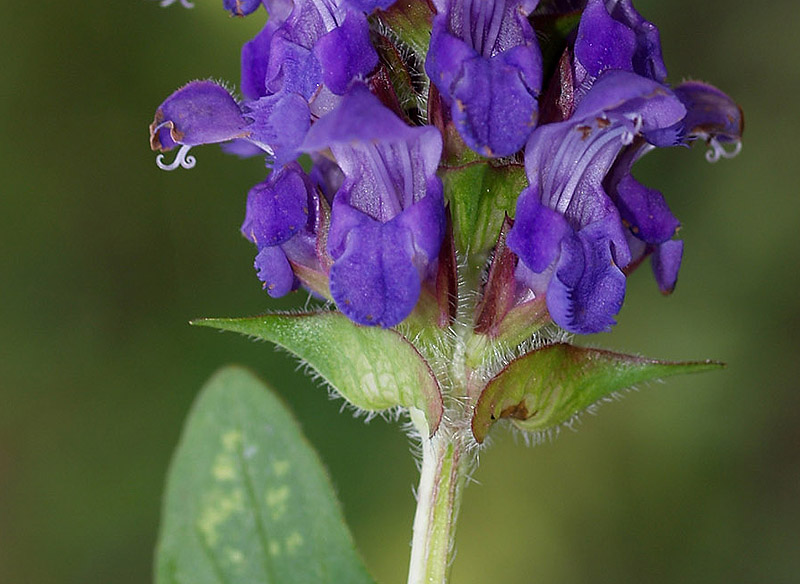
[150, 0, 742, 335]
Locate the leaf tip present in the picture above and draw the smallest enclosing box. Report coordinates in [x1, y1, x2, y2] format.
[189, 317, 233, 330]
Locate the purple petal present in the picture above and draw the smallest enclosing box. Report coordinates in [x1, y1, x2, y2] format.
[393, 178, 446, 264]
[328, 210, 421, 327]
[547, 216, 628, 334]
[425, 19, 477, 95]
[302, 84, 438, 153]
[514, 260, 554, 298]
[451, 48, 540, 157]
[327, 197, 367, 259]
[221, 139, 265, 158]
[241, 162, 313, 247]
[607, 0, 668, 82]
[241, 23, 274, 100]
[574, 0, 667, 101]
[523, 119, 634, 271]
[223, 0, 264, 16]
[265, 34, 322, 99]
[263, 0, 293, 21]
[432, 0, 538, 57]
[244, 92, 310, 166]
[313, 11, 378, 95]
[575, 0, 637, 79]
[254, 245, 297, 297]
[308, 153, 344, 202]
[651, 239, 683, 294]
[301, 85, 442, 221]
[623, 227, 648, 268]
[673, 81, 743, 141]
[573, 71, 685, 132]
[149, 81, 249, 151]
[425, 0, 542, 157]
[507, 185, 570, 273]
[645, 81, 744, 150]
[614, 174, 679, 244]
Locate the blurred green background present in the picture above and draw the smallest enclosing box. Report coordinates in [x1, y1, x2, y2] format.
[2, 1, 798, 582]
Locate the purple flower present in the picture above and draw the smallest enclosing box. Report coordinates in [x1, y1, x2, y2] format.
[150, 0, 378, 170]
[507, 71, 687, 333]
[425, 0, 542, 157]
[503, 0, 743, 334]
[301, 85, 445, 327]
[241, 162, 322, 297]
[148, 80, 310, 170]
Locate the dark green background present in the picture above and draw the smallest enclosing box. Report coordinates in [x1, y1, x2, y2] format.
[2, 1, 797, 582]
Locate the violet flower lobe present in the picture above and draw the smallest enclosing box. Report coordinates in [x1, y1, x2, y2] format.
[240, 162, 322, 297]
[301, 85, 445, 328]
[426, 0, 543, 157]
[223, 0, 266, 16]
[573, 0, 667, 101]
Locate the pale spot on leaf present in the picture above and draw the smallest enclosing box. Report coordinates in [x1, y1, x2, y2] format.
[197, 489, 244, 547]
[222, 430, 242, 451]
[265, 485, 290, 520]
[212, 452, 236, 481]
[272, 459, 290, 477]
[286, 532, 304, 554]
[225, 547, 244, 564]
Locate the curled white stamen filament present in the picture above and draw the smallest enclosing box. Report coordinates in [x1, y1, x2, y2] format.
[705, 138, 742, 163]
[156, 144, 196, 171]
[159, 0, 195, 7]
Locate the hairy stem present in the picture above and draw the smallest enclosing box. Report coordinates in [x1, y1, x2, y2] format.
[406, 425, 472, 584]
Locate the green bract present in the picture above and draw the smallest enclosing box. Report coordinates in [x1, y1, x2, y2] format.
[194, 312, 443, 435]
[471, 344, 723, 443]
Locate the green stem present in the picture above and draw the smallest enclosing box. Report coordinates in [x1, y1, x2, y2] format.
[405, 251, 483, 584]
[406, 423, 472, 584]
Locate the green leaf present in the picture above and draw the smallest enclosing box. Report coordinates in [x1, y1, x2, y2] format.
[155, 366, 376, 584]
[193, 312, 443, 435]
[441, 161, 528, 260]
[471, 343, 723, 443]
